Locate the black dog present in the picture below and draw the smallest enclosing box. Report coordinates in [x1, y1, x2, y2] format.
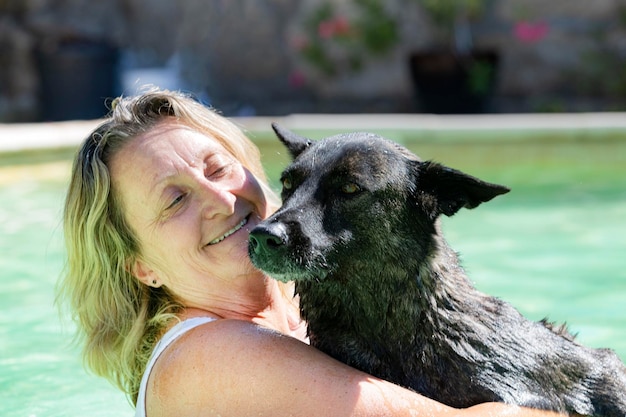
[248, 125, 626, 416]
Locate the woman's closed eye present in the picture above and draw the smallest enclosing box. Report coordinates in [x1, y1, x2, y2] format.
[204, 154, 234, 180]
[206, 165, 228, 179]
[166, 193, 187, 210]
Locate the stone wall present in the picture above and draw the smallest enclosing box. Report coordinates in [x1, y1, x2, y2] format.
[1, 0, 626, 121]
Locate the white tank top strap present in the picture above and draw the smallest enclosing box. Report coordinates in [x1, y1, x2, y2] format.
[135, 316, 217, 417]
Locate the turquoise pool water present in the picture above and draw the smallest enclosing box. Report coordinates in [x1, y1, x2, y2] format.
[1, 130, 624, 416]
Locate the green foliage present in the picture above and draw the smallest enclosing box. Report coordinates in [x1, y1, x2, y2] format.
[354, 0, 399, 54]
[296, 1, 398, 77]
[467, 60, 493, 95]
[294, 0, 487, 77]
[420, 0, 486, 25]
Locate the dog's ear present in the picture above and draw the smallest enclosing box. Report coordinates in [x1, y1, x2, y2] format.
[414, 161, 510, 219]
[271, 123, 313, 159]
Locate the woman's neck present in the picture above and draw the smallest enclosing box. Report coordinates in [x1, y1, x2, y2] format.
[181, 279, 307, 342]
[253, 282, 307, 341]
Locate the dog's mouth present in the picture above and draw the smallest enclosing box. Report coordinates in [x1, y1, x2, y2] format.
[248, 216, 337, 282]
[252, 248, 334, 283]
[207, 215, 249, 246]
[262, 265, 331, 283]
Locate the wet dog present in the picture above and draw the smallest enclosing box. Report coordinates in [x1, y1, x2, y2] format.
[248, 125, 626, 416]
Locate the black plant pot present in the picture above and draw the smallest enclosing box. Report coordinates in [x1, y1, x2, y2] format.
[37, 38, 119, 121]
[409, 49, 499, 114]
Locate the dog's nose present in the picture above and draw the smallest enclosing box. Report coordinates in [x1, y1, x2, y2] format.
[249, 222, 288, 254]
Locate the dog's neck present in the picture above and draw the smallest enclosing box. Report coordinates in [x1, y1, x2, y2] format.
[298, 231, 484, 353]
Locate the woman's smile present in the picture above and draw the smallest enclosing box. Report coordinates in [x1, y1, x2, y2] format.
[207, 214, 250, 246]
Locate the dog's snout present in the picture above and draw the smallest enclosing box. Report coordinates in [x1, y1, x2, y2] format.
[249, 222, 288, 255]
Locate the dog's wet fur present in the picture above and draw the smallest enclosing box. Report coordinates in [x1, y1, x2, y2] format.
[249, 125, 626, 416]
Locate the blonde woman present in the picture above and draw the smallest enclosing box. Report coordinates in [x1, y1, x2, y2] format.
[58, 89, 566, 417]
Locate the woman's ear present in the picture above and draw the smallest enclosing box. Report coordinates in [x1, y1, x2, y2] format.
[130, 258, 161, 288]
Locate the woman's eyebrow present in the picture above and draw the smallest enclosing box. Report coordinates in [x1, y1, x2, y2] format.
[149, 168, 186, 205]
[148, 153, 192, 195]
[150, 171, 174, 195]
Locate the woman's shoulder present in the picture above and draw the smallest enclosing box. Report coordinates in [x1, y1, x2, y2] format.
[145, 318, 305, 416]
[161, 317, 287, 356]
[151, 318, 275, 374]
[154, 318, 304, 377]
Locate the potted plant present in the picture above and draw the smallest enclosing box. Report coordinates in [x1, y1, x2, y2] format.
[288, 0, 498, 113]
[409, 0, 499, 113]
[289, 0, 399, 80]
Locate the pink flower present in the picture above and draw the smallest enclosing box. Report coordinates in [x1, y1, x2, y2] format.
[333, 16, 351, 36]
[318, 19, 336, 39]
[514, 21, 550, 44]
[318, 16, 352, 39]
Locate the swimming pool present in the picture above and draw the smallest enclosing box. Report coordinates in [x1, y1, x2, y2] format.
[1, 117, 625, 416]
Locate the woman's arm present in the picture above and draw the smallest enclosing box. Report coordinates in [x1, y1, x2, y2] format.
[146, 319, 566, 417]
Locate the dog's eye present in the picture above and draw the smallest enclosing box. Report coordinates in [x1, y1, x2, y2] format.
[282, 177, 293, 191]
[341, 183, 361, 194]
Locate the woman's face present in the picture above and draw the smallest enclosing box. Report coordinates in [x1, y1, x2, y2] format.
[110, 121, 271, 306]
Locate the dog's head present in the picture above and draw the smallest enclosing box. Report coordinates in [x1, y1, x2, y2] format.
[248, 124, 509, 283]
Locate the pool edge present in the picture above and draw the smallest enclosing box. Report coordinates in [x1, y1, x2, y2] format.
[3, 112, 626, 154]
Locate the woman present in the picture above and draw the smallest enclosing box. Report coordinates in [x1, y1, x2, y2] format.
[58, 89, 565, 416]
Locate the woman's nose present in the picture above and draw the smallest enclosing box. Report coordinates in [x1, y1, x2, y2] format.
[200, 183, 236, 219]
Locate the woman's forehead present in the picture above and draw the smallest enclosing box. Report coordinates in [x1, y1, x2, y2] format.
[119, 123, 228, 167]
[109, 124, 226, 200]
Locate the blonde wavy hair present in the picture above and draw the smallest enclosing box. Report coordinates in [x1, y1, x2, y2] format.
[57, 89, 282, 405]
